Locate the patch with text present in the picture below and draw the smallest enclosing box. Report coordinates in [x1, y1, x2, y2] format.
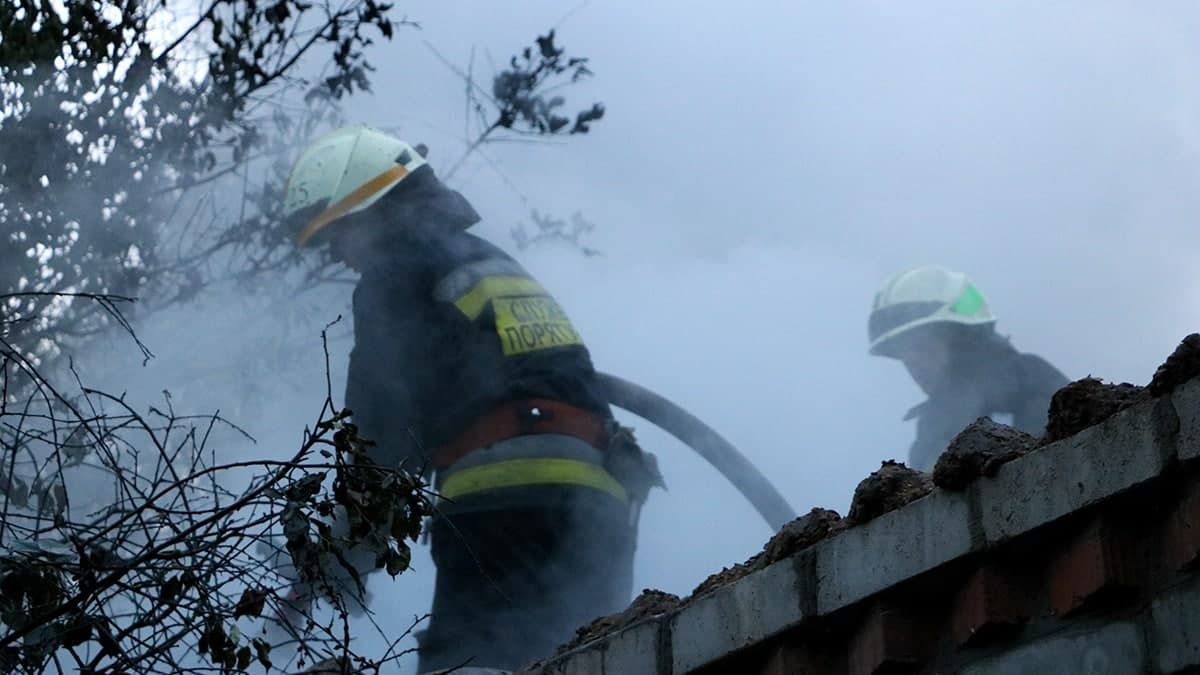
[492, 294, 583, 355]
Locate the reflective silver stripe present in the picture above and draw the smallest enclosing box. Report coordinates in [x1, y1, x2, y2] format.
[433, 258, 531, 303]
[435, 433, 606, 486]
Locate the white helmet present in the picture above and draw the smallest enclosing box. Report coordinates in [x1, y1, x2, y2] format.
[283, 125, 429, 246]
[868, 265, 996, 356]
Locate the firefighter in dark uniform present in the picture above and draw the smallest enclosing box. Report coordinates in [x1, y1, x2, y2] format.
[280, 125, 662, 673]
[867, 265, 1070, 472]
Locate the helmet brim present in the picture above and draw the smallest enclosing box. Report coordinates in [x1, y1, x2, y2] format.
[869, 315, 996, 358]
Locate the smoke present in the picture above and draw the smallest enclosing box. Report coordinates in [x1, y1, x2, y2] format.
[45, 1, 1200, 672]
[373, 2, 1200, 670]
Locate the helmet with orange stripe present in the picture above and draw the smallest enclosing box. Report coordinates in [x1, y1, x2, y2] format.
[282, 125, 433, 247]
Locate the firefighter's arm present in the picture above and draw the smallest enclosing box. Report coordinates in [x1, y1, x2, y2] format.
[345, 343, 419, 468]
[907, 430, 942, 473]
[345, 281, 428, 475]
[1009, 353, 1071, 436]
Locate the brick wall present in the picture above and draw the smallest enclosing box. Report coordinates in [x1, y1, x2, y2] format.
[529, 377, 1200, 675]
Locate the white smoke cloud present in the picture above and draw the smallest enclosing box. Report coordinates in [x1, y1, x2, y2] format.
[62, 1, 1200, 671]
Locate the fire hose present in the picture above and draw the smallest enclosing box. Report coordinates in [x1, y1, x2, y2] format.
[597, 371, 797, 532]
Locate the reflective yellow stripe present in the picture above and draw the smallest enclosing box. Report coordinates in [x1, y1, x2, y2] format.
[296, 164, 410, 245]
[439, 459, 628, 503]
[453, 276, 547, 319]
[493, 295, 583, 355]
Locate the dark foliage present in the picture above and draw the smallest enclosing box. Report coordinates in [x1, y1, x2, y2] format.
[0, 0, 407, 366]
[0, 304, 433, 673]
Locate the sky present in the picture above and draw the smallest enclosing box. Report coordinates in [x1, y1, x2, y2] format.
[69, 1, 1200, 672]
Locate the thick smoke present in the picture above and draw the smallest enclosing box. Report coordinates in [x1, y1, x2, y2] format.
[32, 2, 1200, 672]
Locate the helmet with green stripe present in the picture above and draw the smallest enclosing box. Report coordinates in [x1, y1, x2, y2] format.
[868, 265, 996, 356]
[282, 125, 430, 247]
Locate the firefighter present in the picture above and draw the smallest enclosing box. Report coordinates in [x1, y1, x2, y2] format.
[867, 265, 1069, 472]
[279, 125, 662, 673]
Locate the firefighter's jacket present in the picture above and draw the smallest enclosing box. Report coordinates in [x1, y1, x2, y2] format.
[343, 188, 640, 515]
[904, 340, 1069, 471]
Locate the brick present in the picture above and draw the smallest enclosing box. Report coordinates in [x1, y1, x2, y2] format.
[959, 621, 1145, 675]
[1148, 576, 1200, 673]
[1047, 515, 1142, 616]
[1175, 377, 1200, 462]
[816, 491, 974, 615]
[1163, 478, 1200, 572]
[846, 604, 938, 675]
[978, 399, 1170, 546]
[671, 554, 810, 673]
[950, 564, 1031, 648]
